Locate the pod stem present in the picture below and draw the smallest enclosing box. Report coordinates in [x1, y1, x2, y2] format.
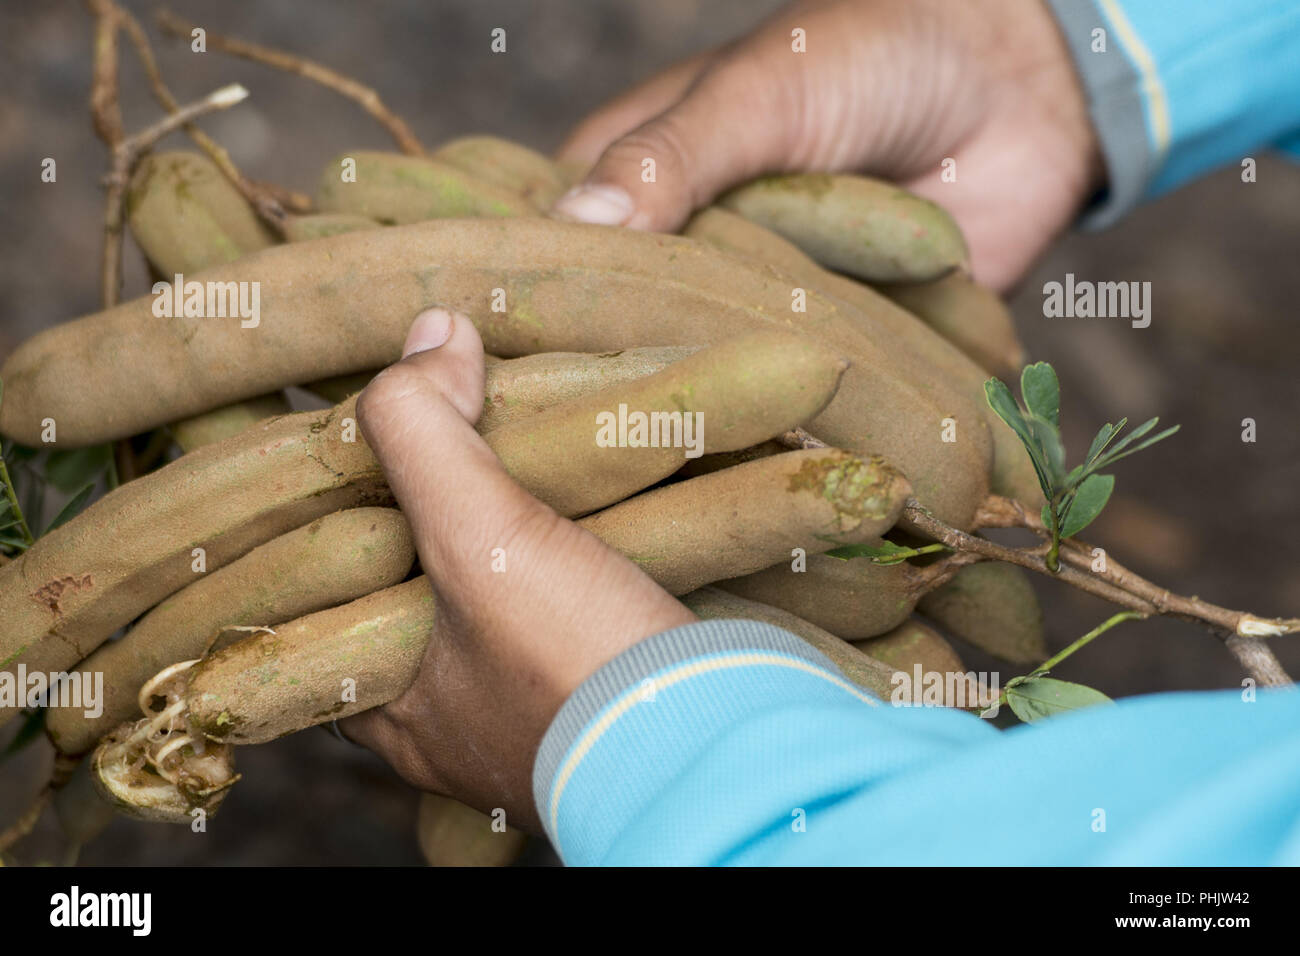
[993, 611, 1146, 711]
[906, 496, 1296, 687]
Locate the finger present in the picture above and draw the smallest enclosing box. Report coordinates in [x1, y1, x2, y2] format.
[556, 51, 716, 169]
[550, 55, 799, 233]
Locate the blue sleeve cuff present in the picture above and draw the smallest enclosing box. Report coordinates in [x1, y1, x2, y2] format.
[1046, 0, 1300, 227]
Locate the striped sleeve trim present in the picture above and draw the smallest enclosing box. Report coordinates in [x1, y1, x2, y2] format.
[1046, 0, 1169, 228]
[532, 619, 872, 846]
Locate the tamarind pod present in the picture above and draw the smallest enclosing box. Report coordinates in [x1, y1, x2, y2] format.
[478, 345, 698, 432]
[92, 721, 238, 822]
[686, 209, 1040, 509]
[853, 617, 971, 707]
[46, 507, 417, 756]
[879, 273, 1027, 381]
[314, 151, 536, 223]
[718, 550, 923, 641]
[282, 212, 381, 242]
[168, 392, 293, 452]
[416, 793, 528, 867]
[184, 577, 435, 743]
[0, 217, 986, 527]
[916, 561, 1046, 665]
[483, 331, 850, 517]
[126, 151, 277, 273]
[579, 449, 910, 594]
[430, 135, 571, 210]
[0, 398, 390, 731]
[719, 173, 969, 283]
[680, 586, 895, 699]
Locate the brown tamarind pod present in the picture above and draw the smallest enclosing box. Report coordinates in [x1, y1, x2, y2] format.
[578, 449, 910, 594]
[853, 617, 973, 707]
[45, 507, 416, 756]
[168, 392, 293, 452]
[430, 135, 571, 210]
[879, 273, 1027, 382]
[314, 150, 536, 223]
[717, 549, 924, 641]
[0, 217, 989, 528]
[680, 587, 895, 699]
[416, 793, 529, 867]
[719, 173, 969, 283]
[482, 331, 850, 517]
[916, 561, 1046, 665]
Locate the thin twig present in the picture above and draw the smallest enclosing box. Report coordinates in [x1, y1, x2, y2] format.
[112, 2, 306, 226]
[156, 8, 425, 155]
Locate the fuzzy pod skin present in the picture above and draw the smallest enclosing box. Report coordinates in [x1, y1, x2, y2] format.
[680, 586, 895, 700]
[126, 151, 277, 273]
[579, 450, 910, 594]
[483, 331, 850, 517]
[718, 549, 924, 641]
[0, 217, 989, 528]
[282, 212, 381, 242]
[0, 398, 390, 731]
[46, 507, 417, 756]
[416, 793, 528, 867]
[430, 135, 571, 210]
[719, 173, 969, 283]
[684, 206, 1039, 507]
[916, 561, 1046, 665]
[478, 346, 698, 432]
[315, 151, 536, 223]
[879, 273, 1027, 382]
[168, 392, 293, 452]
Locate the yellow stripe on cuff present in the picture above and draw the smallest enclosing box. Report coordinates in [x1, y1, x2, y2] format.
[547, 652, 876, 836]
[1099, 0, 1171, 156]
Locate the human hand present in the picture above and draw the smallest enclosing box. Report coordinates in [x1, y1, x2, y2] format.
[339, 308, 696, 832]
[552, 0, 1102, 291]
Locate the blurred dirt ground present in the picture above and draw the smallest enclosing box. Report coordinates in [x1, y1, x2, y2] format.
[1, 0, 1297, 865]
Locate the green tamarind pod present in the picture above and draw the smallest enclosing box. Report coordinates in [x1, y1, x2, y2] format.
[314, 150, 536, 223]
[431, 135, 571, 210]
[417, 793, 529, 867]
[717, 549, 924, 641]
[45, 507, 417, 756]
[879, 272, 1027, 381]
[579, 450, 911, 594]
[916, 561, 1046, 665]
[719, 173, 969, 283]
[478, 346, 698, 432]
[168, 392, 292, 452]
[681, 587, 895, 699]
[282, 212, 381, 242]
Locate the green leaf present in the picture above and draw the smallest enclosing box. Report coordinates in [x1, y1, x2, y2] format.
[42, 484, 95, 536]
[825, 540, 914, 564]
[1020, 362, 1060, 428]
[985, 379, 1054, 501]
[1093, 424, 1180, 470]
[0, 533, 30, 551]
[1058, 473, 1114, 538]
[1006, 678, 1113, 723]
[45, 445, 111, 494]
[1082, 420, 1123, 471]
[0, 709, 47, 764]
[1027, 416, 1066, 486]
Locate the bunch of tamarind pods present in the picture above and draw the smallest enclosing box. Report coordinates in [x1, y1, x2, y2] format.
[0, 137, 1044, 865]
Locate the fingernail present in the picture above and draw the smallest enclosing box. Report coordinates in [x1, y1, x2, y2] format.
[403, 307, 455, 357]
[551, 184, 636, 226]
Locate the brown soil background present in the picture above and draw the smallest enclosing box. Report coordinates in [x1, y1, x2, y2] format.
[1, 0, 1296, 865]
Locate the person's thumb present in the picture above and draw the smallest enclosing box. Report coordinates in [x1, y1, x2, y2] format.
[551, 61, 793, 234]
